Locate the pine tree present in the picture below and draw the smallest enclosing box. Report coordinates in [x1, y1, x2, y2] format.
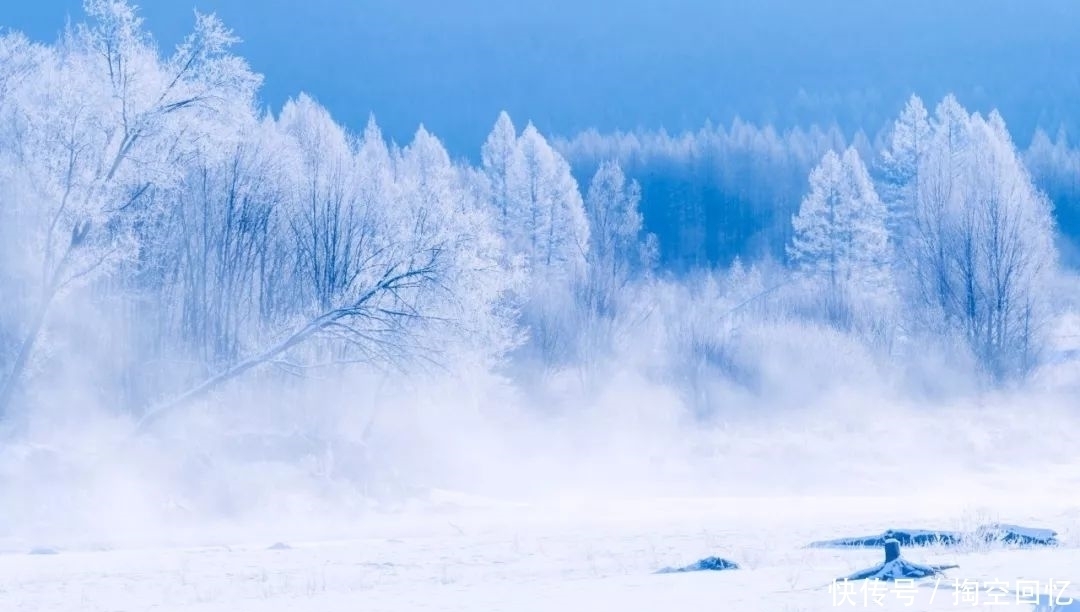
[481, 112, 527, 251]
[517, 122, 590, 285]
[879, 95, 932, 251]
[580, 160, 656, 316]
[789, 147, 890, 301]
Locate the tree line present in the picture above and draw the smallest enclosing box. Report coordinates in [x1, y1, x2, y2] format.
[0, 2, 1073, 431]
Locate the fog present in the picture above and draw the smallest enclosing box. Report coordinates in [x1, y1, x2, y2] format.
[4, 309, 1080, 551]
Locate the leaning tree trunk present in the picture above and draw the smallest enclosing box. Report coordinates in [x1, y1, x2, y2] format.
[0, 221, 91, 420]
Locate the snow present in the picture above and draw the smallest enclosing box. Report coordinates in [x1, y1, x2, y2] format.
[1, 494, 1076, 612]
[4, 383, 1080, 612]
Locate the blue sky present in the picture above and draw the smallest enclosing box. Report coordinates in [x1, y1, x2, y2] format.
[5, 0, 1079, 154]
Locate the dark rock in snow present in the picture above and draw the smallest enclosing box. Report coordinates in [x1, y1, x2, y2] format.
[655, 556, 739, 574]
[809, 523, 1057, 549]
[842, 538, 958, 582]
[268, 542, 292, 550]
[28, 547, 59, 555]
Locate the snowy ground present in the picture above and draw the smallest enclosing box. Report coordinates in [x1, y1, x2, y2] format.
[2, 492, 1077, 612]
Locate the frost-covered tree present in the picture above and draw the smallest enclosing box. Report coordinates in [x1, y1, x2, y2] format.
[1026, 128, 1080, 259]
[0, 0, 260, 418]
[481, 112, 528, 252]
[137, 113, 520, 428]
[156, 119, 284, 377]
[788, 147, 891, 306]
[480, 114, 590, 363]
[559, 159, 660, 374]
[0, 2, 520, 426]
[481, 114, 590, 287]
[397, 126, 519, 366]
[581, 160, 656, 316]
[279, 94, 365, 315]
[903, 97, 1057, 379]
[517, 123, 590, 284]
[878, 95, 932, 251]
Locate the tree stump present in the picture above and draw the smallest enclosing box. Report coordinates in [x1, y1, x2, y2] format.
[883, 538, 901, 563]
[842, 538, 958, 582]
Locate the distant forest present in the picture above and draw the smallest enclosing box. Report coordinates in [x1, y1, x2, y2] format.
[557, 119, 1080, 270]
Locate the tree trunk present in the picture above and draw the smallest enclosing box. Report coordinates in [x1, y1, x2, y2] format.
[134, 313, 331, 433]
[883, 538, 901, 563]
[0, 305, 51, 420]
[0, 223, 91, 420]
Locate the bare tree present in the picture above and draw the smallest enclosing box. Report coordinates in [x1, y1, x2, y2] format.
[907, 99, 1056, 380]
[0, 1, 259, 419]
